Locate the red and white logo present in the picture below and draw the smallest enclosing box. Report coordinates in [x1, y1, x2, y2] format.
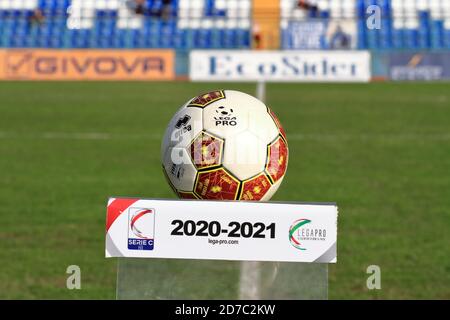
[128, 208, 155, 250]
[130, 209, 153, 239]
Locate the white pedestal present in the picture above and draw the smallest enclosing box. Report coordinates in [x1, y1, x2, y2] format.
[116, 258, 328, 300]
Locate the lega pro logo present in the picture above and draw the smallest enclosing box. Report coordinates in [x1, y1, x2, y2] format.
[128, 208, 155, 250]
[214, 106, 237, 126]
[289, 219, 327, 251]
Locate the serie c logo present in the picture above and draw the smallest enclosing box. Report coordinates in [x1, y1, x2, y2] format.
[128, 208, 155, 251]
[289, 219, 311, 250]
[130, 209, 153, 239]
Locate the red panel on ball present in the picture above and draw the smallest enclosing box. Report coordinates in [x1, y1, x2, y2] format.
[188, 90, 225, 108]
[265, 137, 288, 183]
[240, 173, 272, 201]
[268, 108, 287, 140]
[194, 168, 240, 200]
[190, 132, 223, 169]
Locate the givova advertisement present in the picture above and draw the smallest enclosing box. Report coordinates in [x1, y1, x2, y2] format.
[0, 49, 174, 80]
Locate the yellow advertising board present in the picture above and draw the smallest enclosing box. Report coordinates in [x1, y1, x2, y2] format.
[0, 49, 174, 80]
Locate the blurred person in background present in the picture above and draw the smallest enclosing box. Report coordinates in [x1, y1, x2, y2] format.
[329, 25, 351, 49]
[29, 8, 45, 26]
[126, 0, 146, 15]
[252, 23, 262, 49]
[297, 0, 319, 17]
[126, 0, 172, 20]
[160, 0, 173, 20]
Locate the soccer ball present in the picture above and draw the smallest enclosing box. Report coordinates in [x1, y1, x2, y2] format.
[161, 90, 288, 201]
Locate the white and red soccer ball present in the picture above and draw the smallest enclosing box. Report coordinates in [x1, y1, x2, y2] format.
[161, 90, 288, 201]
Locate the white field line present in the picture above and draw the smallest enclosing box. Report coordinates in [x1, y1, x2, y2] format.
[0, 131, 449, 142]
[0, 132, 161, 141]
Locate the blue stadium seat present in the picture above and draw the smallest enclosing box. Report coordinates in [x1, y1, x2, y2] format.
[68, 29, 92, 48]
[174, 29, 188, 49]
[357, 20, 367, 49]
[320, 11, 330, 19]
[378, 0, 391, 17]
[405, 29, 419, 49]
[356, 0, 365, 19]
[112, 30, 126, 48]
[205, 0, 226, 17]
[431, 20, 444, 49]
[380, 18, 393, 49]
[392, 29, 403, 49]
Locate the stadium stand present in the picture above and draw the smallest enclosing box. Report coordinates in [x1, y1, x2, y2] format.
[280, 0, 450, 50]
[0, 0, 449, 49]
[0, 0, 252, 48]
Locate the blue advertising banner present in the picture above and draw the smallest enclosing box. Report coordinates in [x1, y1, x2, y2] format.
[389, 52, 450, 81]
[283, 20, 357, 50]
[284, 21, 326, 49]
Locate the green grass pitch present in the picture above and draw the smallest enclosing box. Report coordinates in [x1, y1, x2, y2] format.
[0, 81, 449, 299]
